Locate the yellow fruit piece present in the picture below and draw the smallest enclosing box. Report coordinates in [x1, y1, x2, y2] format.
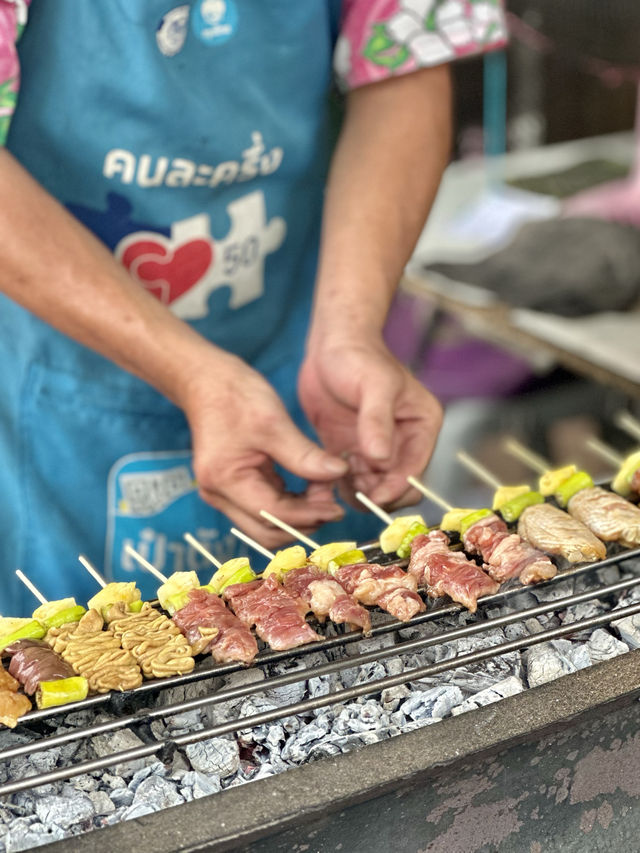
[209, 558, 253, 594]
[440, 508, 476, 533]
[263, 546, 307, 580]
[156, 572, 200, 612]
[32, 599, 77, 623]
[612, 451, 640, 497]
[0, 617, 33, 636]
[87, 582, 142, 614]
[538, 465, 577, 497]
[308, 542, 357, 572]
[492, 485, 530, 511]
[379, 515, 425, 554]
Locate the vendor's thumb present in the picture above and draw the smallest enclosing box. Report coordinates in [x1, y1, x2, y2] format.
[267, 422, 347, 481]
[357, 379, 397, 463]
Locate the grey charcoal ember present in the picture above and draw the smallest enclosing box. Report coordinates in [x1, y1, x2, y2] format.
[264, 724, 286, 751]
[381, 685, 410, 712]
[529, 580, 574, 602]
[5, 819, 66, 852]
[186, 736, 240, 778]
[308, 740, 342, 761]
[562, 601, 609, 640]
[385, 658, 405, 676]
[398, 622, 438, 641]
[354, 661, 387, 685]
[150, 719, 167, 740]
[451, 675, 524, 716]
[416, 649, 522, 693]
[103, 806, 127, 826]
[399, 685, 463, 721]
[132, 775, 184, 810]
[88, 790, 116, 817]
[587, 628, 629, 663]
[237, 697, 279, 743]
[311, 711, 334, 731]
[280, 723, 328, 763]
[551, 640, 590, 671]
[102, 772, 127, 790]
[120, 802, 156, 821]
[252, 763, 278, 780]
[34, 793, 95, 830]
[0, 731, 34, 750]
[128, 761, 167, 792]
[9, 748, 60, 780]
[165, 710, 202, 731]
[350, 634, 397, 656]
[504, 622, 530, 642]
[307, 675, 331, 697]
[613, 613, 640, 649]
[67, 774, 98, 793]
[109, 788, 134, 808]
[91, 728, 147, 777]
[597, 565, 621, 586]
[526, 642, 575, 687]
[61, 710, 94, 727]
[180, 770, 222, 798]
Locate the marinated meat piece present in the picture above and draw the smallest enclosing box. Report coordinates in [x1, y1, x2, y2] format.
[0, 690, 31, 728]
[631, 468, 640, 496]
[518, 504, 606, 563]
[6, 639, 76, 695]
[282, 566, 371, 633]
[173, 589, 258, 664]
[409, 532, 499, 613]
[568, 486, 640, 548]
[223, 576, 322, 651]
[333, 563, 425, 622]
[463, 514, 557, 585]
[0, 665, 19, 694]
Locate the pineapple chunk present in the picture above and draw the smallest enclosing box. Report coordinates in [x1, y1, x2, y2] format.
[440, 508, 476, 533]
[612, 451, 640, 497]
[308, 542, 357, 572]
[538, 465, 577, 497]
[492, 485, 530, 511]
[32, 598, 76, 623]
[263, 546, 307, 580]
[156, 572, 200, 612]
[379, 515, 425, 554]
[0, 617, 33, 636]
[208, 558, 255, 594]
[87, 582, 142, 614]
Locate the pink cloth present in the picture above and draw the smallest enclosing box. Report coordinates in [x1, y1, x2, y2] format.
[0, 0, 28, 142]
[337, 0, 508, 90]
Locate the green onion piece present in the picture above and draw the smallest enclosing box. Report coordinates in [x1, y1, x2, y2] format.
[330, 549, 366, 568]
[555, 471, 595, 507]
[128, 599, 145, 613]
[216, 565, 256, 594]
[396, 521, 430, 559]
[459, 508, 494, 536]
[499, 491, 544, 523]
[0, 621, 46, 653]
[199, 584, 216, 594]
[41, 605, 86, 631]
[36, 676, 89, 709]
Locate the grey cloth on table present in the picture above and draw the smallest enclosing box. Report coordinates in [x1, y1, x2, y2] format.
[427, 218, 640, 317]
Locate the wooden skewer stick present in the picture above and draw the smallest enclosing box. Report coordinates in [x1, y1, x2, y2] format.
[614, 411, 640, 443]
[78, 554, 107, 589]
[230, 527, 275, 561]
[15, 569, 48, 605]
[585, 437, 623, 468]
[259, 510, 320, 550]
[354, 492, 393, 525]
[124, 544, 168, 584]
[183, 533, 223, 569]
[456, 451, 504, 491]
[503, 437, 550, 475]
[406, 476, 452, 511]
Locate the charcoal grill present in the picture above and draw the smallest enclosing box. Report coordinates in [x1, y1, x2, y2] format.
[3, 542, 640, 852]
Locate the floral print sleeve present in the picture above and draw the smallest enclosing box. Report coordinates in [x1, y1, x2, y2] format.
[0, 0, 29, 145]
[335, 0, 507, 90]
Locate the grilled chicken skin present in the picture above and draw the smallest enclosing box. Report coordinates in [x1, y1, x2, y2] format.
[568, 486, 640, 548]
[518, 503, 606, 563]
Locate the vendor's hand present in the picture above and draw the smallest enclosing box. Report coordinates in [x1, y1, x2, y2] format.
[298, 335, 442, 510]
[180, 352, 347, 548]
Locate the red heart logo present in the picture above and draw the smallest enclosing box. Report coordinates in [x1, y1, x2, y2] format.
[121, 238, 213, 304]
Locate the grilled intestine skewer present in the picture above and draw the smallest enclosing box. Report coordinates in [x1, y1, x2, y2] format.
[505, 437, 640, 550]
[230, 528, 372, 634]
[259, 511, 425, 623]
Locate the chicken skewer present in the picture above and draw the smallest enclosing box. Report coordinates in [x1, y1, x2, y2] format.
[230, 528, 371, 633]
[589, 424, 640, 500]
[505, 437, 640, 550]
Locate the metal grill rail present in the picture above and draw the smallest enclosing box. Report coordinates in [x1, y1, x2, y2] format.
[1, 558, 639, 796]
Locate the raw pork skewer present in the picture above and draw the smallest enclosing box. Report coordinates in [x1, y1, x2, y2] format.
[230, 528, 371, 634]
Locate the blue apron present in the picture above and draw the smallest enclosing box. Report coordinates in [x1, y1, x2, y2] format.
[0, 0, 379, 613]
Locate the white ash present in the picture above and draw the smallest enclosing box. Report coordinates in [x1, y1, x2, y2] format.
[451, 675, 524, 715]
[185, 736, 239, 778]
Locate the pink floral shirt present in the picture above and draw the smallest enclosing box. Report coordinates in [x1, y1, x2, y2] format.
[0, 0, 506, 143]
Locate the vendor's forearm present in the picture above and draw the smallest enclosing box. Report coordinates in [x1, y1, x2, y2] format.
[0, 149, 233, 406]
[311, 65, 452, 342]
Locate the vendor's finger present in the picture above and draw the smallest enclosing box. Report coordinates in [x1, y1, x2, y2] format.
[356, 377, 399, 462]
[264, 419, 348, 482]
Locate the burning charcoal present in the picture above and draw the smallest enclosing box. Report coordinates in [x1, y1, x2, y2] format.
[597, 565, 621, 586]
[132, 776, 184, 810]
[354, 661, 387, 685]
[385, 658, 404, 676]
[5, 818, 66, 852]
[164, 710, 203, 732]
[307, 675, 331, 697]
[87, 791, 116, 817]
[66, 774, 97, 793]
[381, 685, 410, 712]
[101, 773, 126, 790]
[8, 749, 60, 782]
[91, 728, 147, 777]
[529, 580, 574, 602]
[34, 793, 95, 830]
[264, 724, 286, 750]
[613, 613, 640, 649]
[120, 802, 156, 821]
[109, 788, 134, 808]
[551, 640, 590, 671]
[311, 711, 333, 731]
[307, 740, 342, 760]
[179, 770, 222, 799]
[253, 763, 277, 780]
[349, 634, 397, 656]
[586, 628, 629, 663]
[503, 622, 529, 642]
[186, 736, 240, 778]
[128, 762, 167, 792]
[399, 685, 463, 721]
[61, 710, 94, 727]
[526, 642, 576, 687]
[451, 675, 524, 716]
[150, 720, 168, 740]
[280, 723, 327, 763]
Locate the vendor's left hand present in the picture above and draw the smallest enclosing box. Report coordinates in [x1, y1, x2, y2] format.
[298, 335, 442, 510]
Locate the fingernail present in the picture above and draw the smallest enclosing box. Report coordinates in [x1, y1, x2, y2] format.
[322, 457, 348, 475]
[367, 439, 390, 461]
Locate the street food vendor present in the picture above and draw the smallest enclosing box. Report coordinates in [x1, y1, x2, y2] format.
[0, 0, 506, 610]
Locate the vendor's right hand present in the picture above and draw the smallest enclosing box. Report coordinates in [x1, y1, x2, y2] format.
[180, 352, 348, 549]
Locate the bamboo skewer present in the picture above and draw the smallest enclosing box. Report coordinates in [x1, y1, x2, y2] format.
[78, 555, 107, 589]
[503, 438, 550, 475]
[615, 411, 640, 443]
[354, 492, 393, 525]
[124, 544, 168, 584]
[15, 570, 48, 605]
[584, 438, 623, 468]
[183, 533, 222, 569]
[456, 451, 504, 490]
[258, 510, 320, 550]
[406, 476, 453, 512]
[230, 528, 274, 561]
